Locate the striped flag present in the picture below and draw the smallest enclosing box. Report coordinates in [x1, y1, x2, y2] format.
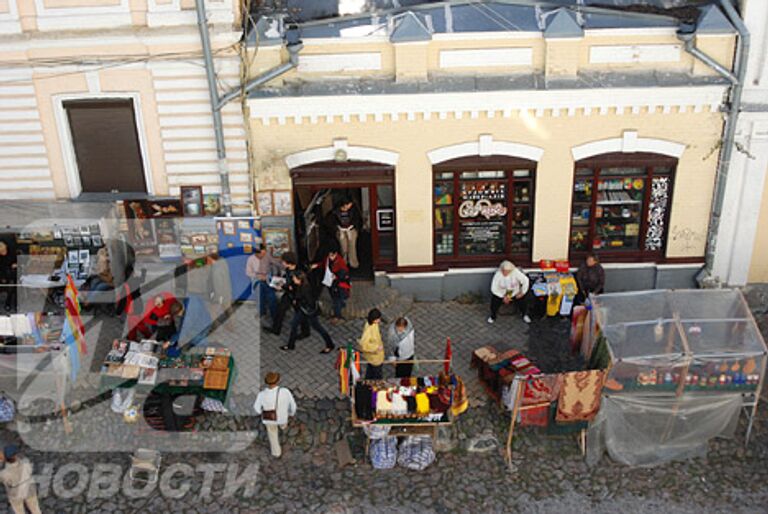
[61, 319, 81, 381]
[63, 275, 87, 356]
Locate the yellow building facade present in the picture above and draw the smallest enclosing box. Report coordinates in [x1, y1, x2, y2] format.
[245, 3, 738, 296]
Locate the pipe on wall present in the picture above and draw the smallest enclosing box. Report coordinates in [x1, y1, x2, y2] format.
[195, 4, 302, 215]
[195, 0, 232, 216]
[679, 0, 750, 286]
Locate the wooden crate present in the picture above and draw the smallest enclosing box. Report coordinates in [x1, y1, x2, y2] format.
[203, 369, 229, 390]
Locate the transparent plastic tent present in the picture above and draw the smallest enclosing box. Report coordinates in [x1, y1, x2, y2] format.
[586, 289, 767, 467]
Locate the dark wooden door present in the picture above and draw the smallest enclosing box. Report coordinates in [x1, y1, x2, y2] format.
[64, 99, 147, 193]
[291, 161, 397, 272]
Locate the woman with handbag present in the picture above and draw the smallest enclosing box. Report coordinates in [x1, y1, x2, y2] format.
[253, 372, 297, 458]
[310, 244, 351, 325]
[279, 272, 335, 353]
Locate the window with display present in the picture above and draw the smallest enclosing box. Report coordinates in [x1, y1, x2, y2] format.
[433, 157, 536, 263]
[569, 153, 675, 260]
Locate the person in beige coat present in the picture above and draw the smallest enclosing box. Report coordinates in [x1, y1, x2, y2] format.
[0, 445, 40, 514]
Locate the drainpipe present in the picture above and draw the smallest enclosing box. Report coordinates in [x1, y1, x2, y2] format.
[678, 0, 749, 287]
[195, 0, 232, 216]
[218, 44, 301, 109]
[195, 3, 301, 215]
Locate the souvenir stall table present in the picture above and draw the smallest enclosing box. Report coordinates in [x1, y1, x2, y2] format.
[585, 289, 767, 467]
[469, 346, 606, 469]
[99, 342, 236, 430]
[528, 260, 578, 318]
[338, 345, 469, 470]
[0, 312, 73, 421]
[17, 256, 72, 311]
[15, 222, 107, 311]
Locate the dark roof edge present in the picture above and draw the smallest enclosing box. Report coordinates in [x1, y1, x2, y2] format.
[288, 0, 683, 31]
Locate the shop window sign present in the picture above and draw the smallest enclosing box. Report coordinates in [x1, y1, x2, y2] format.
[433, 161, 535, 261]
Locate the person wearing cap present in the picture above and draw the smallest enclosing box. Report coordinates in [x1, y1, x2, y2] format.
[488, 260, 532, 324]
[253, 372, 297, 458]
[0, 445, 40, 514]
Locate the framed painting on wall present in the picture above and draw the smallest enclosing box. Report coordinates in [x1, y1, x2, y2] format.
[263, 228, 291, 258]
[273, 190, 292, 216]
[257, 191, 273, 217]
[203, 194, 223, 216]
[180, 186, 204, 217]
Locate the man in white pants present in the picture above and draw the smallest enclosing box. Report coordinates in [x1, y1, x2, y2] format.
[253, 372, 297, 458]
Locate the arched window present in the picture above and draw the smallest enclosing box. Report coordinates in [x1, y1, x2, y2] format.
[569, 152, 676, 260]
[433, 156, 536, 264]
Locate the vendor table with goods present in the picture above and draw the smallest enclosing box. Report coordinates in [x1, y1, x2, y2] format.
[99, 341, 236, 422]
[529, 260, 578, 318]
[338, 346, 468, 470]
[351, 372, 467, 469]
[470, 345, 606, 470]
[584, 289, 767, 467]
[0, 312, 72, 413]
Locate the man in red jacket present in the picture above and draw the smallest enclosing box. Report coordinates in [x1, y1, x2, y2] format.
[142, 292, 177, 341]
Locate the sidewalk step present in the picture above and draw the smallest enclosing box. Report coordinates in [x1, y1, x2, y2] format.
[380, 293, 414, 323]
[318, 281, 402, 320]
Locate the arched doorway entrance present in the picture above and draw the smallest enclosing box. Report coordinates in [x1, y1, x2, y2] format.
[290, 160, 396, 279]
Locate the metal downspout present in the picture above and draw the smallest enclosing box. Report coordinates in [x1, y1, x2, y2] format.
[195, 0, 232, 216]
[693, 0, 750, 285]
[218, 54, 299, 110]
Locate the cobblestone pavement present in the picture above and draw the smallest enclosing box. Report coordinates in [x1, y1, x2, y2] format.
[1, 294, 767, 512]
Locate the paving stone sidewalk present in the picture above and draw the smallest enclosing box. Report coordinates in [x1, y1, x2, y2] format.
[2, 293, 766, 513]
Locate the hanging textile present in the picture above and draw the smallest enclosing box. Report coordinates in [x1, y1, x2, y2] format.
[520, 405, 549, 427]
[569, 305, 587, 354]
[61, 320, 80, 381]
[354, 383, 374, 420]
[336, 348, 349, 395]
[522, 375, 562, 406]
[336, 346, 361, 395]
[63, 275, 87, 355]
[588, 334, 610, 371]
[450, 375, 469, 417]
[556, 370, 605, 422]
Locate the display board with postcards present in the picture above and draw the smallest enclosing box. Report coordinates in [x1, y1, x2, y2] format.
[178, 217, 219, 261]
[17, 223, 106, 281]
[121, 199, 183, 258]
[179, 231, 219, 260]
[257, 190, 293, 217]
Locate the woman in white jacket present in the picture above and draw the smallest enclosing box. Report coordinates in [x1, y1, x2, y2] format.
[488, 260, 532, 324]
[387, 317, 415, 378]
